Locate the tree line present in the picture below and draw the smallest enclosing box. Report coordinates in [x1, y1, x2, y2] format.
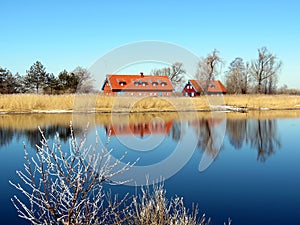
[0, 61, 94, 94]
[0, 46, 294, 95]
[153, 46, 291, 94]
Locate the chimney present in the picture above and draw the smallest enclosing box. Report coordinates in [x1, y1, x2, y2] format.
[140, 72, 144, 78]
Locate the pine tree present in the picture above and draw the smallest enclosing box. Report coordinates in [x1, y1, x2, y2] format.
[24, 61, 48, 93]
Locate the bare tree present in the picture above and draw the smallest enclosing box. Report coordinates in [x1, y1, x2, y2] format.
[71, 67, 95, 93]
[225, 57, 250, 94]
[249, 47, 282, 94]
[262, 73, 278, 94]
[152, 62, 186, 90]
[10, 123, 135, 225]
[195, 49, 223, 93]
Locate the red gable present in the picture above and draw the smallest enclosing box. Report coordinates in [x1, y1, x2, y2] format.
[187, 80, 227, 93]
[102, 74, 174, 92]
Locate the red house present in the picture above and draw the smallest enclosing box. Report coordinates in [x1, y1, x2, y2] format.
[102, 73, 174, 96]
[182, 80, 227, 97]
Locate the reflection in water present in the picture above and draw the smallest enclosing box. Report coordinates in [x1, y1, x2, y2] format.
[0, 128, 14, 146]
[226, 118, 281, 162]
[169, 121, 182, 141]
[226, 119, 247, 149]
[248, 119, 281, 162]
[105, 120, 173, 137]
[190, 118, 224, 157]
[0, 113, 281, 162]
[0, 125, 72, 148]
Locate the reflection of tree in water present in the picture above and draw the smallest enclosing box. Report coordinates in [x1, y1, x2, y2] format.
[226, 119, 247, 149]
[226, 118, 281, 162]
[192, 118, 222, 157]
[248, 119, 281, 162]
[0, 125, 72, 148]
[0, 128, 14, 147]
[169, 121, 181, 141]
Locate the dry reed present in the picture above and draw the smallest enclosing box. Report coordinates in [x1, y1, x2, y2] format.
[1, 94, 300, 113]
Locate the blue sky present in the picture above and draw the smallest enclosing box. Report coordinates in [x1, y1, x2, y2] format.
[1, 0, 300, 88]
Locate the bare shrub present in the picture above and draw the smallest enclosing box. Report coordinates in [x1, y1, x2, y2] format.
[10, 123, 135, 225]
[10, 123, 231, 225]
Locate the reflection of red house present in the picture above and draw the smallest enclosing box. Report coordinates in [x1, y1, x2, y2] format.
[102, 73, 174, 96]
[106, 120, 173, 137]
[182, 80, 227, 97]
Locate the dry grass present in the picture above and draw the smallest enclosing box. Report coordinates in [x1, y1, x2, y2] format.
[0, 94, 75, 112]
[224, 94, 300, 110]
[130, 183, 213, 225]
[1, 94, 300, 113]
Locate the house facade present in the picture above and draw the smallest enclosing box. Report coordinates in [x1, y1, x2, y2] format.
[102, 73, 174, 96]
[182, 80, 227, 97]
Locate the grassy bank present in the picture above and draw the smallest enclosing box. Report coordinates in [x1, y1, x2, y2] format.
[1, 94, 300, 113]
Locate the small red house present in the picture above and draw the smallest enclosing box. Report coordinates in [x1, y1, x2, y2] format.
[182, 80, 227, 97]
[102, 73, 174, 96]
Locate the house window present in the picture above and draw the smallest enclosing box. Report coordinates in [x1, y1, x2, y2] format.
[134, 82, 139, 86]
[210, 84, 216, 88]
[142, 82, 148, 86]
[191, 92, 194, 97]
[152, 82, 158, 86]
[161, 82, 167, 86]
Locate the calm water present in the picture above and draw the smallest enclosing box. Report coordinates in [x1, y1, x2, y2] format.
[0, 112, 299, 224]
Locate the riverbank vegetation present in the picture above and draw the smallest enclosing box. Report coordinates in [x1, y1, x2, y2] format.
[1, 94, 300, 113]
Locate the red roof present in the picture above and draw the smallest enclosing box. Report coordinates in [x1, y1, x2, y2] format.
[188, 80, 227, 93]
[102, 74, 174, 92]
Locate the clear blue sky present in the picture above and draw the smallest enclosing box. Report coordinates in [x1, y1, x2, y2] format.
[1, 0, 300, 88]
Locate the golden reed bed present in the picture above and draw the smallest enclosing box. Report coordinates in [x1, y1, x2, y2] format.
[1, 94, 300, 113]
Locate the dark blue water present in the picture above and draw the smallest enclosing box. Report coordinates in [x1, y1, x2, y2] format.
[0, 113, 299, 224]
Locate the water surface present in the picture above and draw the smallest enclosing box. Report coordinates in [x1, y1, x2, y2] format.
[0, 112, 299, 224]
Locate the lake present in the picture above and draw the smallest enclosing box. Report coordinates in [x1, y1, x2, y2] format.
[0, 111, 300, 225]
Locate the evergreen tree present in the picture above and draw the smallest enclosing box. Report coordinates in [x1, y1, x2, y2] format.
[0, 67, 19, 94]
[24, 61, 48, 93]
[58, 69, 79, 93]
[44, 73, 59, 94]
